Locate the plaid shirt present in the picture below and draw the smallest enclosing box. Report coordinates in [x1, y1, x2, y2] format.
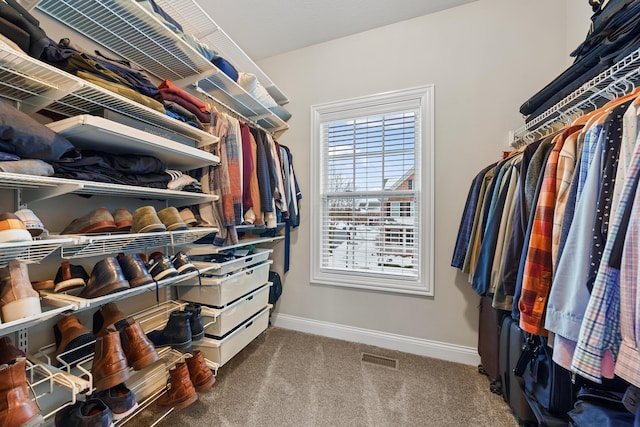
[572, 124, 640, 383]
[519, 130, 566, 335]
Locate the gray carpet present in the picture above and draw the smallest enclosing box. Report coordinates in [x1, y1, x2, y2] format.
[128, 327, 518, 427]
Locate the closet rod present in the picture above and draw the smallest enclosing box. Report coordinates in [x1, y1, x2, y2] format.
[191, 83, 276, 136]
[512, 46, 640, 147]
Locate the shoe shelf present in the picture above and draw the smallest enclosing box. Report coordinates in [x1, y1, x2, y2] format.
[46, 114, 219, 169]
[24, 359, 90, 423]
[0, 299, 74, 338]
[0, 172, 218, 206]
[0, 238, 72, 268]
[40, 269, 198, 311]
[185, 235, 284, 255]
[32, 342, 192, 425]
[0, 44, 218, 149]
[35, 0, 290, 134]
[55, 227, 218, 259]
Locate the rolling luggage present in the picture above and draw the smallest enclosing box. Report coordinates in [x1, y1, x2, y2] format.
[500, 315, 536, 426]
[478, 296, 502, 394]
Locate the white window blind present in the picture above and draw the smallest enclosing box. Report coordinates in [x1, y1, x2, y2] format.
[310, 86, 434, 295]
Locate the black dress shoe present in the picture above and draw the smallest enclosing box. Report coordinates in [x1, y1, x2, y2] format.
[55, 398, 113, 427]
[116, 253, 153, 287]
[79, 257, 130, 299]
[146, 254, 178, 281]
[147, 310, 192, 351]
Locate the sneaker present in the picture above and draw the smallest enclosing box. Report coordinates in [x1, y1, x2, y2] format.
[90, 383, 138, 421]
[55, 398, 113, 427]
[146, 254, 178, 281]
[171, 251, 197, 275]
[0, 260, 41, 322]
[0, 212, 32, 243]
[14, 209, 44, 237]
[61, 207, 117, 235]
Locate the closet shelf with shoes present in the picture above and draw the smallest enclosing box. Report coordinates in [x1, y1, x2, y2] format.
[0, 43, 218, 148]
[35, 0, 291, 134]
[55, 227, 218, 260]
[0, 172, 218, 205]
[0, 298, 73, 338]
[40, 268, 198, 311]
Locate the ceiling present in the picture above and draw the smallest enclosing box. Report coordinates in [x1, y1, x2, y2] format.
[197, 0, 478, 60]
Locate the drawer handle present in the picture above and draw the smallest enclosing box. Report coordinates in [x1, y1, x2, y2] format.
[244, 257, 254, 263]
[245, 321, 253, 329]
[245, 270, 254, 276]
[245, 295, 254, 302]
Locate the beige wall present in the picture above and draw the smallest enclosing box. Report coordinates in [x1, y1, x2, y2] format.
[258, 0, 590, 357]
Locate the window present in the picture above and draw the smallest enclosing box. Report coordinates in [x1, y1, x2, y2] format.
[310, 86, 434, 296]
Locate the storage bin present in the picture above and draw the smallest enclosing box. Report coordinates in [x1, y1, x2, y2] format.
[192, 306, 270, 366]
[202, 284, 270, 337]
[192, 248, 272, 275]
[175, 260, 271, 307]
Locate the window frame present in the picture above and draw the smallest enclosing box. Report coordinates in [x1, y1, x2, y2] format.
[310, 85, 435, 296]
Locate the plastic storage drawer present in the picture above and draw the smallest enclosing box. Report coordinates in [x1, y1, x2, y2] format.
[203, 284, 270, 337]
[192, 248, 272, 275]
[176, 261, 271, 307]
[192, 306, 270, 366]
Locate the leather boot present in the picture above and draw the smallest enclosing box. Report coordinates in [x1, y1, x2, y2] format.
[147, 310, 192, 351]
[184, 303, 204, 340]
[158, 362, 197, 409]
[0, 337, 25, 365]
[114, 317, 159, 371]
[53, 315, 95, 368]
[92, 328, 130, 392]
[0, 358, 44, 427]
[92, 302, 127, 337]
[185, 350, 215, 392]
[0, 260, 41, 323]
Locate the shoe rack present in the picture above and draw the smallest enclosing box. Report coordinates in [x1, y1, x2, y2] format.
[0, 0, 289, 424]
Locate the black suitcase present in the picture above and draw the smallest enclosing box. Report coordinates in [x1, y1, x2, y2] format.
[478, 296, 502, 394]
[500, 315, 536, 426]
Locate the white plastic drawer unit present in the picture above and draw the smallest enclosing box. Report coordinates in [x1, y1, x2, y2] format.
[192, 306, 270, 367]
[175, 260, 272, 307]
[202, 284, 270, 337]
[191, 247, 272, 276]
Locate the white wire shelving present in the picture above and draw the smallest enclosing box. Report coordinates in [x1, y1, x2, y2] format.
[512, 47, 640, 146]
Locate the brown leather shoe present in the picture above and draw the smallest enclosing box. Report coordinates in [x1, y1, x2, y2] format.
[158, 362, 197, 409]
[0, 358, 44, 427]
[0, 260, 41, 322]
[185, 350, 215, 392]
[0, 337, 25, 365]
[92, 328, 130, 392]
[114, 317, 159, 371]
[92, 302, 127, 337]
[53, 315, 95, 368]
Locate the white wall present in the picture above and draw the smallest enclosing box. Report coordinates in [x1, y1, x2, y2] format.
[257, 0, 587, 362]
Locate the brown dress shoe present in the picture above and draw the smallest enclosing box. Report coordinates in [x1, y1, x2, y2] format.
[158, 362, 197, 409]
[185, 350, 215, 392]
[114, 317, 159, 371]
[0, 358, 44, 427]
[92, 328, 130, 392]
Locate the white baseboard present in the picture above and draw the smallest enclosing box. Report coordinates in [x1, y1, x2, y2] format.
[271, 313, 480, 366]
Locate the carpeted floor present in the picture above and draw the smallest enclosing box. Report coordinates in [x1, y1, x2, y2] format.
[128, 327, 518, 427]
